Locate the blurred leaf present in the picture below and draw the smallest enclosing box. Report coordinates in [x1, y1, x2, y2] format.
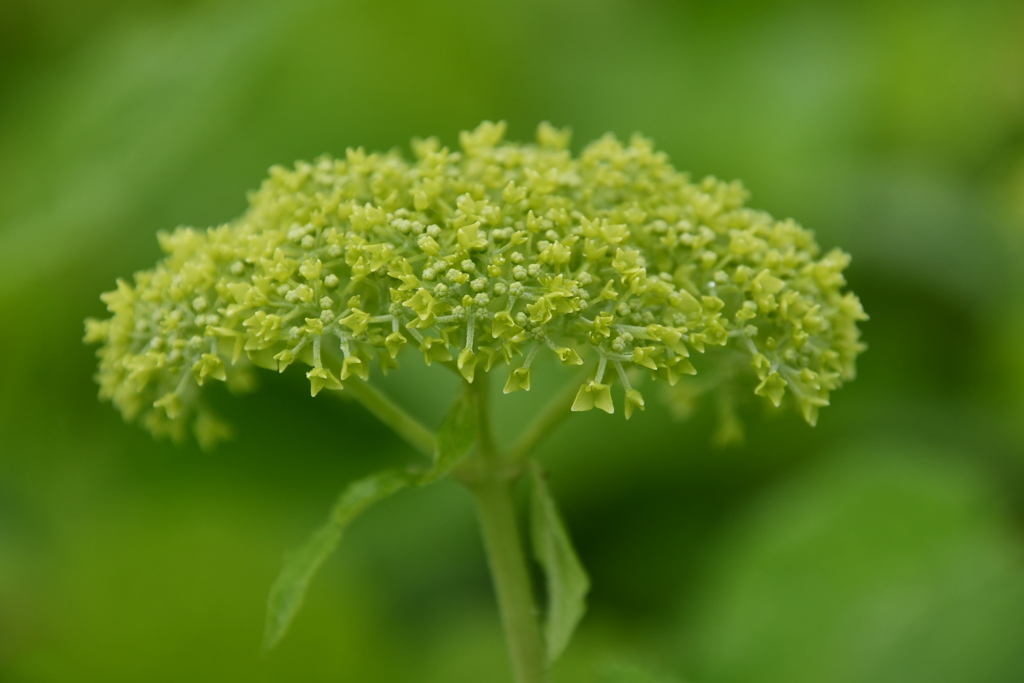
[681, 445, 1024, 683]
[530, 462, 590, 663]
[0, 0, 298, 300]
[422, 384, 477, 484]
[264, 467, 416, 651]
[597, 661, 683, 683]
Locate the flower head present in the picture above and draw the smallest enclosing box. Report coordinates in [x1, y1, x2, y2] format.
[85, 121, 866, 444]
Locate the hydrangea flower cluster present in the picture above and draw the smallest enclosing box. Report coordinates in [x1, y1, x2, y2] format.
[85, 121, 866, 447]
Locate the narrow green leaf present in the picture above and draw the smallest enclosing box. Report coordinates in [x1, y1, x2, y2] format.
[422, 384, 478, 484]
[529, 462, 591, 663]
[263, 468, 415, 651]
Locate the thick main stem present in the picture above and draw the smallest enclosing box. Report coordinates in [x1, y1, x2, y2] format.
[471, 479, 548, 683]
[467, 374, 548, 683]
[340, 373, 551, 682]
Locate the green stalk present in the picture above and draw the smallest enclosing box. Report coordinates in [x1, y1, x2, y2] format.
[471, 478, 548, 683]
[467, 373, 548, 683]
[342, 372, 550, 682]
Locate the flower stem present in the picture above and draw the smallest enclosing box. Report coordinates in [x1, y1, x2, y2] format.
[471, 478, 548, 683]
[467, 373, 548, 683]
[343, 372, 553, 682]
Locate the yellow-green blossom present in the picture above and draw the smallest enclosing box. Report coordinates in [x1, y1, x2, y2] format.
[85, 121, 866, 443]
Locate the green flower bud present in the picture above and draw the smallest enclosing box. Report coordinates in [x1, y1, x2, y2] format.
[504, 367, 532, 394]
[307, 367, 342, 397]
[384, 331, 407, 359]
[624, 389, 645, 420]
[755, 371, 788, 407]
[419, 337, 453, 365]
[555, 347, 584, 366]
[572, 381, 615, 414]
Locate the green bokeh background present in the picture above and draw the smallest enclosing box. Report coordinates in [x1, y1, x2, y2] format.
[2, 1, 1024, 681]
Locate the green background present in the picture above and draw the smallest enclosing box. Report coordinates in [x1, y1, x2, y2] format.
[2, 0, 1024, 681]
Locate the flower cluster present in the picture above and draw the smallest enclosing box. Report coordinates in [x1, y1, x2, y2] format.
[85, 121, 866, 446]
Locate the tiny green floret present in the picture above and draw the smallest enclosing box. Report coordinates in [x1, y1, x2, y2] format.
[85, 121, 865, 444]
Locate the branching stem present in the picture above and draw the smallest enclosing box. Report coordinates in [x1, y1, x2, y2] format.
[340, 370, 574, 683]
[506, 366, 591, 464]
[343, 379, 435, 458]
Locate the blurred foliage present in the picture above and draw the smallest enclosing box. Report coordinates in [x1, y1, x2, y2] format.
[1, 0, 1023, 681]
